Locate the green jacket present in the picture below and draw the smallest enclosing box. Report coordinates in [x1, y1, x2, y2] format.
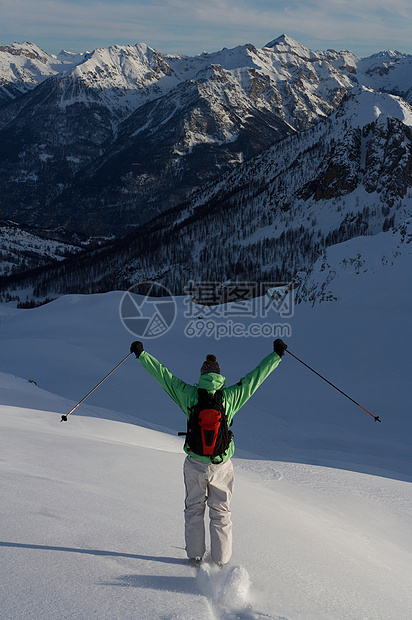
[138, 350, 282, 463]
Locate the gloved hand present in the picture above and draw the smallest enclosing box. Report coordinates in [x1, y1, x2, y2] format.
[273, 339, 287, 357]
[130, 341, 144, 358]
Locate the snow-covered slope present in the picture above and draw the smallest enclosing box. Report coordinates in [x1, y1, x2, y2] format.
[358, 50, 412, 104]
[0, 220, 85, 280]
[297, 220, 412, 305]
[0, 41, 84, 105]
[2, 400, 412, 619]
[0, 227, 411, 474]
[1, 243, 411, 618]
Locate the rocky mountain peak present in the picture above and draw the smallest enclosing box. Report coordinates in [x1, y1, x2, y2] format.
[368, 49, 408, 60]
[0, 41, 48, 61]
[263, 34, 317, 60]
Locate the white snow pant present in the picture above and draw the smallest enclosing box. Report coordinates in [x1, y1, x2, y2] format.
[183, 455, 234, 565]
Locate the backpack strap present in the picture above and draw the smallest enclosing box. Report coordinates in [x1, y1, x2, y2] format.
[190, 388, 225, 414]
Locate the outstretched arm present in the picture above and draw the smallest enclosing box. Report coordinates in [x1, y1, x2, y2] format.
[224, 340, 287, 418]
[131, 342, 197, 413]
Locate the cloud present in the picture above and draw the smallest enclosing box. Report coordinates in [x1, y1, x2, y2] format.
[0, 0, 411, 56]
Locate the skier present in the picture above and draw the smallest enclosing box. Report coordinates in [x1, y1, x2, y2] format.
[130, 338, 287, 567]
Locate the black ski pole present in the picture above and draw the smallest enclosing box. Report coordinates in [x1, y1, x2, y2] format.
[61, 352, 133, 422]
[286, 350, 381, 423]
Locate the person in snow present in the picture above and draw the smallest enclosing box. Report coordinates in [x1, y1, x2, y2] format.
[130, 339, 287, 567]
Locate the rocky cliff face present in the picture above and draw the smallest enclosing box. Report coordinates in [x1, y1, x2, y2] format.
[301, 114, 412, 203]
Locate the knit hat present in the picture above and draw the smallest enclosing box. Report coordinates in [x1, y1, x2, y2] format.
[200, 354, 221, 375]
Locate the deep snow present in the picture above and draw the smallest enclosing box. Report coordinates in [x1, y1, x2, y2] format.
[1, 233, 411, 619]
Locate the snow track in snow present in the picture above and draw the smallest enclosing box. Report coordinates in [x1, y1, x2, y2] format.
[196, 562, 284, 620]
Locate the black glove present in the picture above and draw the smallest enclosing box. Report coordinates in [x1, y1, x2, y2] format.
[273, 339, 287, 357]
[130, 341, 144, 358]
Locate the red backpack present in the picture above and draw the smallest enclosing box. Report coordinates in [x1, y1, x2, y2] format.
[180, 389, 233, 463]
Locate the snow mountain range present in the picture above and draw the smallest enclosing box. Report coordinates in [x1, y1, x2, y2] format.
[0, 35, 411, 305]
[0, 35, 411, 237]
[2, 84, 411, 305]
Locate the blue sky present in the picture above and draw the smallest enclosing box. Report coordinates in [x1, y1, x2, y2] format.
[1, 0, 411, 57]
